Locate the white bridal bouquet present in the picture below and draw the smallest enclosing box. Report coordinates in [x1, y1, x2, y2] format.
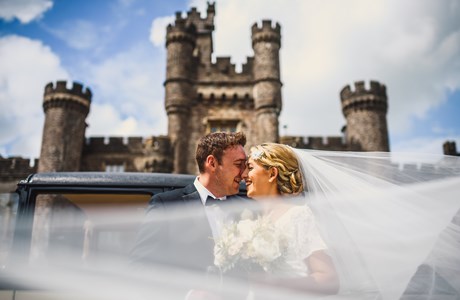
[214, 213, 288, 273]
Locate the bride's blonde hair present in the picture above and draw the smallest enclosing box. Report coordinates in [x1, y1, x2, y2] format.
[249, 143, 304, 195]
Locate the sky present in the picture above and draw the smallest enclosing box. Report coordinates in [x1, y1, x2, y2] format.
[0, 0, 459, 161]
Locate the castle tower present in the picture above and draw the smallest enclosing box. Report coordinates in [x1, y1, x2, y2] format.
[340, 81, 389, 151]
[165, 13, 197, 173]
[185, 4, 215, 68]
[38, 81, 92, 172]
[443, 141, 459, 156]
[251, 20, 282, 145]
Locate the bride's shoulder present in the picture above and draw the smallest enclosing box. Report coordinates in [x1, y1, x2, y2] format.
[287, 204, 314, 216]
[279, 205, 314, 223]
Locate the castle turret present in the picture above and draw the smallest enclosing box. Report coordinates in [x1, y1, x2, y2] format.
[443, 141, 459, 156]
[340, 81, 389, 151]
[184, 4, 215, 68]
[251, 20, 282, 144]
[165, 13, 197, 173]
[38, 81, 92, 172]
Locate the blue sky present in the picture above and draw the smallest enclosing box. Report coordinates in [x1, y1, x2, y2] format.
[0, 0, 459, 160]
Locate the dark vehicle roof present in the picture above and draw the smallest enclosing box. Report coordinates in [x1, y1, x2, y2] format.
[18, 172, 248, 192]
[19, 172, 196, 188]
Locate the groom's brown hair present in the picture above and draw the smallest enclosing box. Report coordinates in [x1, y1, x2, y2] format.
[196, 132, 246, 173]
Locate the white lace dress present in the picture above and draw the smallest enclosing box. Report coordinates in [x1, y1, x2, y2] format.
[273, 205, 327, 278]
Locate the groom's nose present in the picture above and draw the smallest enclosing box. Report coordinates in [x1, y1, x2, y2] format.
[241, 165, 248, 179]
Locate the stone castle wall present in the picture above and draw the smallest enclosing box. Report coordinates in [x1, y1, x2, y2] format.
[38, 81, 91, 172]
[165, 4, 283, 173]
[443, 141, 459, 156]
[0, 157, 38, 192]
[341, 81, 389, 151]
[0, 3, 412, 190]
[280, 136, 351, 151]
[81, 136, 172, 173]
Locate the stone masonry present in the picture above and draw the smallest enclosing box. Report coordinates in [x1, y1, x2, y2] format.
[165, 4, 282, 174]
[1, 3, 397, 191]
[340, 81, 390, 152]
[38, 81, 92, 173]
[443, 141, 459, 156]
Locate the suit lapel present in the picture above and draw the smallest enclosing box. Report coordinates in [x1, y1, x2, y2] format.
[178, 184, 215, 266]
[180, 184, 200, 202]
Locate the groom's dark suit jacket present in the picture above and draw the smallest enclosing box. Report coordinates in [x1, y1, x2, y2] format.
[130, 183, 251, 272]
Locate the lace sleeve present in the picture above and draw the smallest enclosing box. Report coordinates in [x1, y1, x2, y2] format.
[287, 206, 327, 260]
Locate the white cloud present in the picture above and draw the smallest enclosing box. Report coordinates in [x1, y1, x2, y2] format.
[43, 19, 102, 50]
[188, 0, 460, 140]
[0, 35, 69, 158]
[149, 15, 175, 47]
[0, 0, 53, 24]
[87, 103, 153, 136]
[3, 0, 459, 160]
[82, 43, 167, 138]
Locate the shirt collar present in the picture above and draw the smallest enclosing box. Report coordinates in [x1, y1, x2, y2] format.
[194, 177, 227, 205]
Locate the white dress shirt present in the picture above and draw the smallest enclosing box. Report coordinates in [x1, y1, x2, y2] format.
[194, 177, 227, 239]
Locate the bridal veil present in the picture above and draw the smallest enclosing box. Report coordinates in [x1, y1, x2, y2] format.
[293, 149, 460, 299]
[2, 150, 460, 300]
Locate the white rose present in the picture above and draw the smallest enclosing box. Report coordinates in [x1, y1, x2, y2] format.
[251, 233, 281, 262]
[228, 239, 244, 256]
[237, 219, 256, 242]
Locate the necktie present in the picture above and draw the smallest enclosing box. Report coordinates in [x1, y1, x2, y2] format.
[205, 195, 223, 207]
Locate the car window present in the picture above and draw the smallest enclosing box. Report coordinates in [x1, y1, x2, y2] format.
[27, 192, 152, 267]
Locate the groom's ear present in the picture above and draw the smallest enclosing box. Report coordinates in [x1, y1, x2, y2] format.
[206, 155, 217, 170]
[268, 167, 278, 183]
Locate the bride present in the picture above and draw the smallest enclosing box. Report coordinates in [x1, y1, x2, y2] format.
[241, 143, 339, 294]
[233, 143, 460, 300]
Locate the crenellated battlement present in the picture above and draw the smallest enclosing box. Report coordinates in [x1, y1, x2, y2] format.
[185, 3, 215, 30]
[340, 80, 390, 151]
[215, 57, 233, 72]
[242, 57, 254, 74]
[83, 136, 171, 155]
[168, 2, 214, 37]
[166, 16, 196, 32]
[340, 80, 386, 99]
[166, 21, 197, 46]
[84, 137, 142, 152]
[341, 80, 388, 116]
[251, 20, 281, 47]
[44, 81, 92, 101]
[0, 156, 38, 180]
[43, 81, 92, 114]
[80, 136, 172, 173]
[252, 20, 281, 35]
[202, 56, 254, 79]
[280, 136, 349, 151]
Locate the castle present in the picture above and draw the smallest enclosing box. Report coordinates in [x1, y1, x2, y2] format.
[2, 2, 410, 193]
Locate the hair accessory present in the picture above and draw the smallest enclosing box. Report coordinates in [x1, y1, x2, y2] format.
[251, 149, 265, 160]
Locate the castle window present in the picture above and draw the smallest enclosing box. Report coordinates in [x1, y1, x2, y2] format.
[105, 164, 125, 173]
[207, 120, 239, 133]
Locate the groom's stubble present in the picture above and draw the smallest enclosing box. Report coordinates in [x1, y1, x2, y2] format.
[212, 145, 247, 197]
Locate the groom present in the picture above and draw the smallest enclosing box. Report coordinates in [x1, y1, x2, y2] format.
[130, 132, 249, 292]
